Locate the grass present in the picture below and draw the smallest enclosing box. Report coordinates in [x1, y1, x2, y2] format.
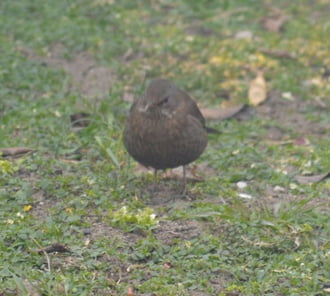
[0, 0, 329, 295]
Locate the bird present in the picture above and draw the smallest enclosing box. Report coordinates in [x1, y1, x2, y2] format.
[123, 78, 217, 194]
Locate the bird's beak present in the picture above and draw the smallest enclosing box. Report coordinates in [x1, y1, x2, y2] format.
[139, 102, 157, 113]
[138, 103, 151, 113]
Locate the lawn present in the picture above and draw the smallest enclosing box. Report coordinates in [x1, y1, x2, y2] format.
[0, 0, 329, 295]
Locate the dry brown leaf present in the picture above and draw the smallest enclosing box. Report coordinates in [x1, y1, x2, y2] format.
[127, 287, 134, 296]
[293, 137, 310, 146]
[294, 172, 330, 184]
[265, 137, 310, 146]
[32, 243, 71, 254]
[201, 104, 246, 120]
[248, 72, 267, 106]
[264, 139, 294, 146]
[59, 158, 80, 164]
[163, 262, 173, 269]
[260, 48, 295, 59]
[0, 147, 34, 157]
[261, 10, 288, 32]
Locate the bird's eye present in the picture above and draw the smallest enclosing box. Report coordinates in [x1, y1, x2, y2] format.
[159, 96, 169, 105]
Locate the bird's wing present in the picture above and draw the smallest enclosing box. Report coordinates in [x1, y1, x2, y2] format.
[177, 88, 220, 134]
[178, 89, 206, 128]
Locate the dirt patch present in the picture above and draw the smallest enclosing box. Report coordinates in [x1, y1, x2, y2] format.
[30, 190, 58, 221]
[153, 219, 205, 245]
[19, 42, 114, 101]
[233, 89, 329, 139]
[86, 221, 142, 248]
[185, 24, 215, 37]
[255, 90, 329, 136]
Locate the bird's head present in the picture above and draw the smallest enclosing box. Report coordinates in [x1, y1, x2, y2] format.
[138, 79, 179, 119]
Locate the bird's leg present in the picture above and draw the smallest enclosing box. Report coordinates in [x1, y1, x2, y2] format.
[149, 169, 159, 196]
[182, 165, 187, 196]
[153, 169, 158, 184]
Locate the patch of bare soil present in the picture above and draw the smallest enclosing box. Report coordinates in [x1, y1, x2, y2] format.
[256, 90, 329, 136]
[30, 190, 58, 221]
[141, 183, 199, 206]
[19, 42, 114, 102]
[153, 219, 205, 245]
[87, 221, 142, 248]
[233, 90, 329, 140]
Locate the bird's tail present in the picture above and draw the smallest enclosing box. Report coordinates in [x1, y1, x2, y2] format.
[205, 126, 220, 134]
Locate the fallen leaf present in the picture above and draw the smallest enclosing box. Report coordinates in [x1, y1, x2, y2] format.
[235, 30, 253, 40]
[201, 104, 247, 120]
[281, 92, 294, 100]
[84, 239, 91, 247]
[0, 147, 34, 157]
[163, 262, 172, 269]
[290, 183, 298, 189]
[248, 71, 267, 106]
[59, 158, 80, 164]
[32, 243, 71, 254]
[264, 139, 294, 145]
[273, 185, 285, 192]
[261, 9, 288, 32]
[127, 287, 134, 296]
[293, 137, 310, 146]
[294, 172, 330, 184]
[260, 48, 295, 59]
[238, 193, 253, 199]
[23, 205, 33, 212]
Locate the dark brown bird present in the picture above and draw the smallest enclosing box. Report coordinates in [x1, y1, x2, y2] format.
[123, 79, 216, 192]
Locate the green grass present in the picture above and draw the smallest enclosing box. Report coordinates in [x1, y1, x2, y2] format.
[0, 0, 329, 295]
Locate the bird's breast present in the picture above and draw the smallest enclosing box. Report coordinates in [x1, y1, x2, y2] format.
[124, 110, 207, 169]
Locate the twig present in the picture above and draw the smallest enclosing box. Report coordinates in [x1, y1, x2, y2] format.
[32, 239, 51, 273]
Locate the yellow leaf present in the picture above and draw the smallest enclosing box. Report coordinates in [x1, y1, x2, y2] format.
[23, 205, 32, 212]
[66, 207, 73, 214]
[209, 56, 223, 65]
[248, 71, 267, 106]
